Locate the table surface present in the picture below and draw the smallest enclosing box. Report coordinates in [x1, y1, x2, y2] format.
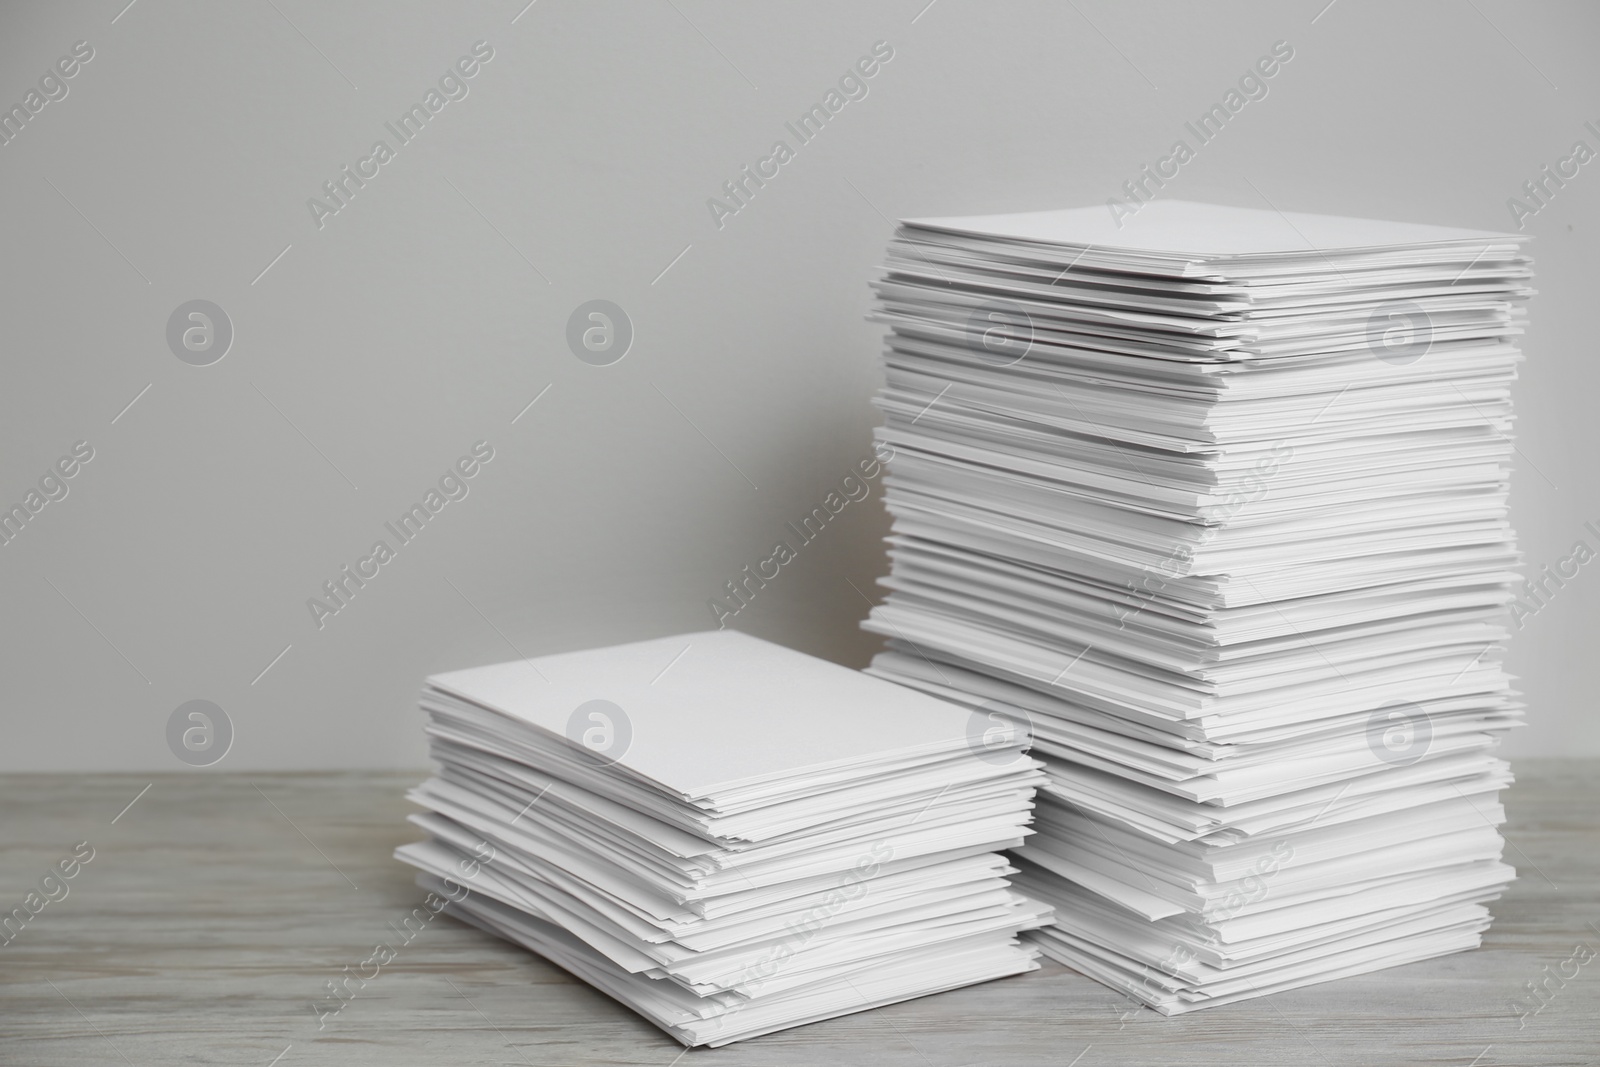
[2, 761, 1596, 1067]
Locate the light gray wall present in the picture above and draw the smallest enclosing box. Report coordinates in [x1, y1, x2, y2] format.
[2, 0, 1595, 770]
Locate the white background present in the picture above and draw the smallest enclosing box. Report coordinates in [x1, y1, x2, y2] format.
[1, 0, 1594, 769]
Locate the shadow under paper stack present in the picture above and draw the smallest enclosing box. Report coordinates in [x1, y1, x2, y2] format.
[861, 200, 1530, 1013]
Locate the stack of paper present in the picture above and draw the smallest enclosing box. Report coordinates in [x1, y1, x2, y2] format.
[396, 630, 1049, 1046]
[859, 200, 1529, 1013]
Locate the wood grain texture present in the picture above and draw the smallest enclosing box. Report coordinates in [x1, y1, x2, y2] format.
[1, 761, 1596, 1066]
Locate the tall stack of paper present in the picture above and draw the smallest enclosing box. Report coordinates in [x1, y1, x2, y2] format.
[396, 630, 1049, 1046]
[860, 200, 1530, 1013]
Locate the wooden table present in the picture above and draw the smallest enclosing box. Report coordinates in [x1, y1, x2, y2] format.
[3, 761, 1596, 1066]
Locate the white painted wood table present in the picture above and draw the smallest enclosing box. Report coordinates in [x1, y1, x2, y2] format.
[2, 762, 1596, 1065]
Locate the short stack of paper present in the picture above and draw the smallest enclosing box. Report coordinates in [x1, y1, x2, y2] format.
[396, 630, 1049, 1046]
[859, 200, 1529, 1013]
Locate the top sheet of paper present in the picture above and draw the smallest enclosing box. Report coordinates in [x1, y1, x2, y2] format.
[902, 200, 1517, 257]
[426, 631, 985, 797]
